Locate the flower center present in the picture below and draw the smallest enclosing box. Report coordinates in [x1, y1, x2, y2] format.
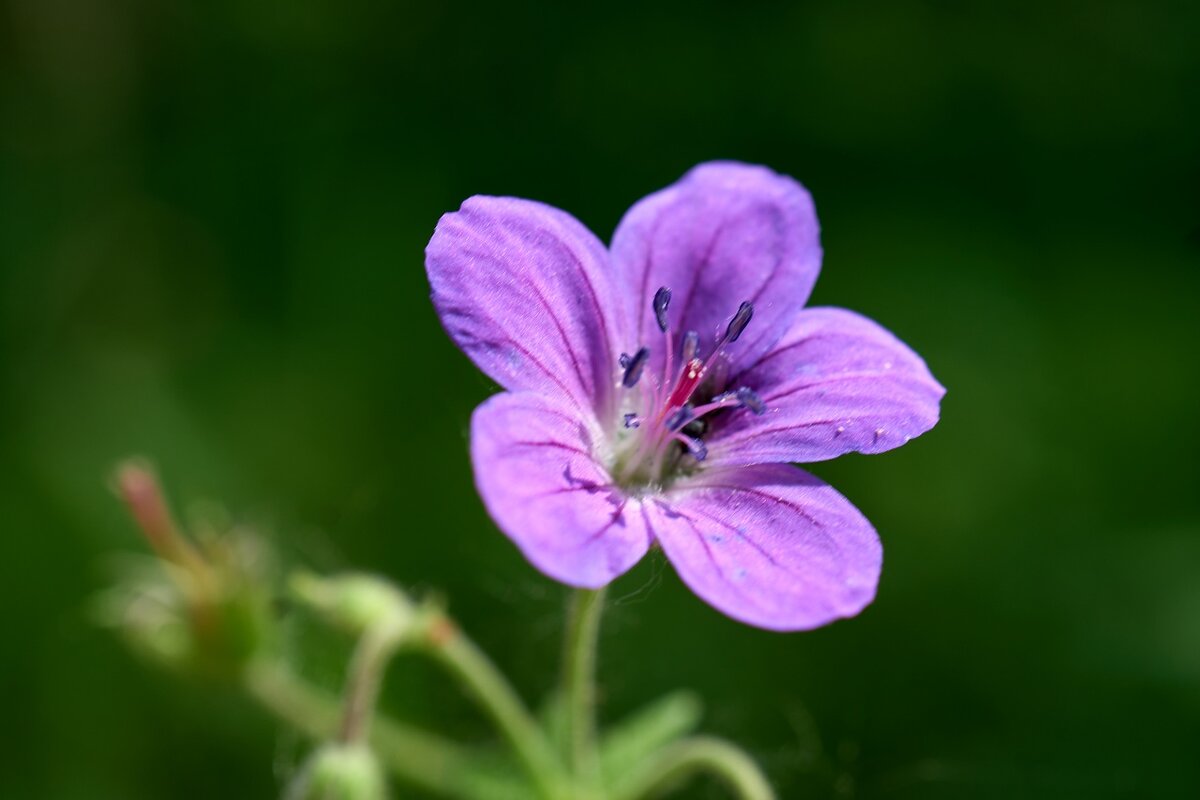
[611, 286, 765, 490]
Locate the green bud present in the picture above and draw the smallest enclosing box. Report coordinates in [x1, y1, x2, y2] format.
[287, 742, 388, 800]
[290, 572, 416, 639]
[95, 572, 193, 670]
[104, 461, 276, 679]
[98, 547, 274, 680]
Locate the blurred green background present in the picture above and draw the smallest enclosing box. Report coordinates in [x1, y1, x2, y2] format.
[2, 1, 1199, 797]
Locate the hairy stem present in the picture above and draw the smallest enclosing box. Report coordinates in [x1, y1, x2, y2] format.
[562, 587, 606, 795]
[338, 616, 407, 743]
[243, 660, 469, 795]
[613, 736, 775, 800]
[419, 613, 569, 800]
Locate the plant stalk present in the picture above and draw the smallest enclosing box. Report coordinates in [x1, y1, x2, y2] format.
[419, 612, 570, 800]
[563, 587, 606, 796]
[243, 659, 469, 795]
[339, 616, 407, 743]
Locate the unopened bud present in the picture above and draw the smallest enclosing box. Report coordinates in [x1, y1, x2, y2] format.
[287, 742, 388, 800]
[114, 460, 205, 572]
[105, 460, 274, 677]
[291, 572, 415, 638]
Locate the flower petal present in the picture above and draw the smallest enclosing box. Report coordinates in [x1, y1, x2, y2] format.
[648, 464, 881, 631]
[610, 162, 822, 371]
[470, 391, 650, 588]
[711, 307, 945, 466]
[427, 196, 624, 416]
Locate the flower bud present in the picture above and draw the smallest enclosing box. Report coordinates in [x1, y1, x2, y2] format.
[287, 742, 388, 800]
[103, 460, 274, 678]
[290, 572, 416, 639]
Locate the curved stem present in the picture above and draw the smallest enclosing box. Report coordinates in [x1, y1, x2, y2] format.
[419, 613, 569, 800]
[243, 660, 470, 795]
[339, 617, 406, 743]
[613, 736, 775, 800]
[562, 587, 606, 793]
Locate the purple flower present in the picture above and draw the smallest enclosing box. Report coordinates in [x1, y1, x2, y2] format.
[426, 162, 944, 631]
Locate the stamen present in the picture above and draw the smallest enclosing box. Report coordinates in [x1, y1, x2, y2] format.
[710, 390, 738, 406]
[723, 301, 754, 343]
[690, 387, 761, 419]
[622, 347, 649, 387]
[736, 387, 766, 415]
[658, 290, 676, 417]
[653, 287, 672, 332]
[681, 331, 699, 362]
[617, 298, 760, 484]
[665, 405, 694, 432]
[673, 433, 708, 461]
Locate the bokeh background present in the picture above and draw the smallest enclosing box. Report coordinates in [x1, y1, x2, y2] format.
[2, 1, 1199, 798]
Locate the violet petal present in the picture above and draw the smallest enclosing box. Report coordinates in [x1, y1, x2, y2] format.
[427, 196, 625, 417]
[711, 307, 945, 466]
[610, 161, 822, 373]
[470, 391, 651, 588]
[649, 464, 881, 631]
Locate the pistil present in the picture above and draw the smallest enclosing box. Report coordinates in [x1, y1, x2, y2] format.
[614, 288, 766, 487]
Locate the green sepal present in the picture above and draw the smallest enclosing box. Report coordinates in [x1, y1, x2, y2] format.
[600, 691, 704, 793]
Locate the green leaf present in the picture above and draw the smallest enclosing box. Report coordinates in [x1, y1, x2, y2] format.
[600, 691, 703, 790]
[445, 750, 538, 800]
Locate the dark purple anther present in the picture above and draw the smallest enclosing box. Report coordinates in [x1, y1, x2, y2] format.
[653, 287, 672, 332]
[724, 301, 754, 342]
[665, 405, 695, 432]
[619, 352, 632, 369]
[678, 435, 707, 461]
[737, 387, 766, 415]
[681, 330, 699, 362]
[622, 347, 650, 387]
[623, 413, 641, 429]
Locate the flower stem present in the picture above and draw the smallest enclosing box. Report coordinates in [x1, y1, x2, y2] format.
[563, 587, 606, 795]
[612, 736, 775, 800]
[419, 613, 570, 800]
[338, 616, 407, 744]
[243, 659, 469, 795]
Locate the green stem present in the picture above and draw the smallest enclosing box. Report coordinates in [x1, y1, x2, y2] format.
[243, 659, 469, 795]
[419, 614, 569, 800]
[562, 588, 606, 794]
[338, 617, 406, 743]
[613, 736, 775, 800]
